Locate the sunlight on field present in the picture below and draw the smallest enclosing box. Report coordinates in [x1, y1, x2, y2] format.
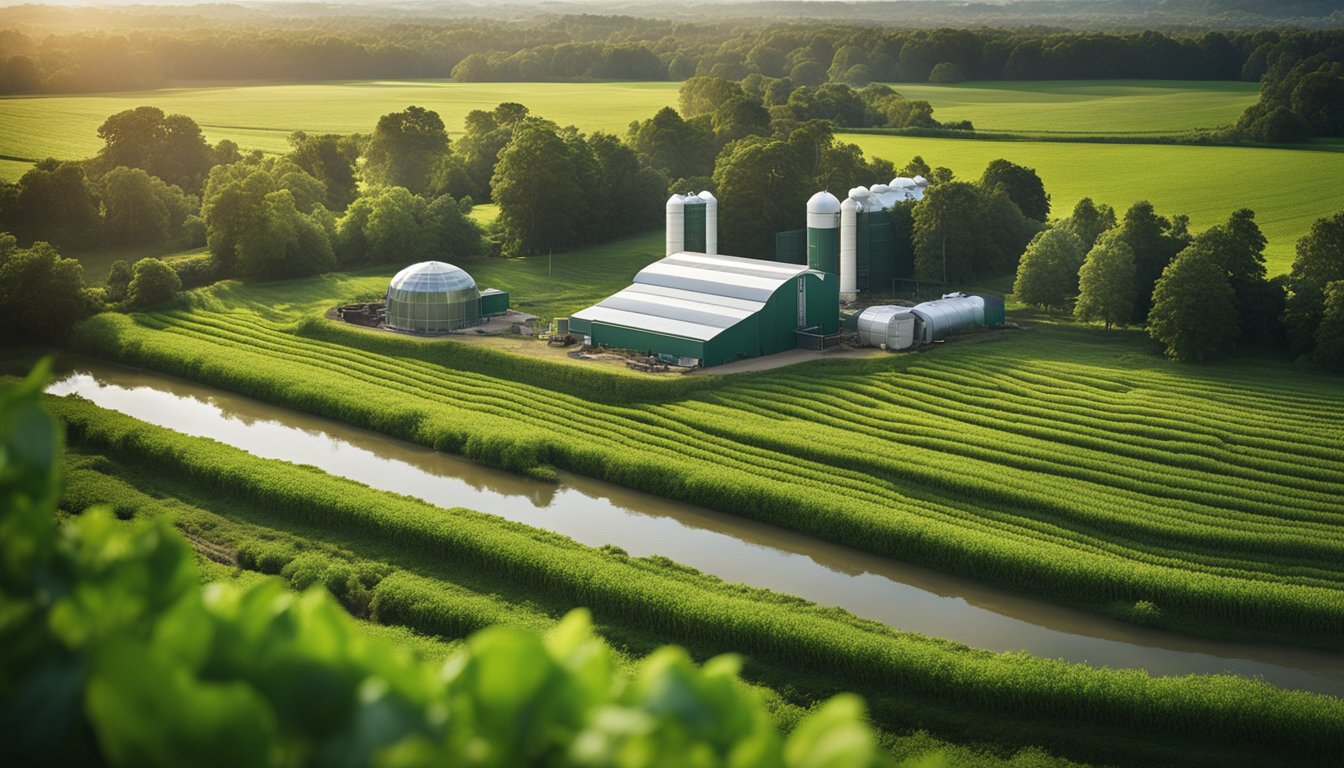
[0, 81, 681, 167]
[845, 133, 1344, 274]
[887, 80, 1259, 135]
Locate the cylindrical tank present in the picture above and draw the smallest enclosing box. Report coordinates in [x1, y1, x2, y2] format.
[806, 191, 841, 275]
[839, 197, 858, 300]
[857, 305, 916, 350]
[697, 190, 718, 256]
[665, 194, 685, 256]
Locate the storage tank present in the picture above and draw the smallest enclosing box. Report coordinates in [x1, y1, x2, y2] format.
[384, 261, 482, 333]
[857, 305, 916, 350]
[910, 294, 985, 342]
[806, 191, 841, 275]
[839, 197, 858, 301]
[697, 190, 718, 255]
[665, 194, 685, 256]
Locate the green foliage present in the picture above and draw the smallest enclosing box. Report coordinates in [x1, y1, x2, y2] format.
[713, 136, 810, 259]
[1056, 198, 1115, 253]
[92, 106, 213, 192]
[980, 159, 1049, 222]
[1283, 211, 1344, 357]
[363, 107, 450, 197]
[1073, 232, 1137, 329]
[627, 106, 716, 182]
[201, 160, 335, 280]
[98, 166, 196, 247]
[913, 179, 1037, 283]
[166, 252, 217, 290]
[928, 62, 965, 84]
[1113, 201, 1191, 321]
[4, 370, 888, 768]
[0, 159, 101, 249]
[679, 76, 746, 120]
[104, 259, 133, 304]
[0, 239, 92, 344]
[126, 257, 181, 309]
[1012, 228, 1083, 310]
[285, 132, 361, 211]
[1312, 281, 1344, 370]
[1147, 246, 1240, 362]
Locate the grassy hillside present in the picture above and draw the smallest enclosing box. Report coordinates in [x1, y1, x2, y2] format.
[68, 270, 1344, 651]
[842, 133, 1344, 274]
[50, 393, 1344, 768]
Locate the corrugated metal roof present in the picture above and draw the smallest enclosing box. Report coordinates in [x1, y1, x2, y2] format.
[573, 253, 819, 342]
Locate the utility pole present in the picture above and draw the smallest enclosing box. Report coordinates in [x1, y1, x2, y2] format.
[941, 234, 947, 292]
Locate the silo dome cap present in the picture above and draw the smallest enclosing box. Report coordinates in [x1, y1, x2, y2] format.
[389, 261, 476, 292]
[696, 190, 717, 202]
[806, 191, 842, 214]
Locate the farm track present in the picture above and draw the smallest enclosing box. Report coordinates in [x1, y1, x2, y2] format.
[75, 306, 1344, 644]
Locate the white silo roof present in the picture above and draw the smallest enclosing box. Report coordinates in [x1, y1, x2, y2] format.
[807, 191, 842, 214]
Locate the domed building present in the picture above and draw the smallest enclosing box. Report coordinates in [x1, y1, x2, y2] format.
[384, 261, 482, 333]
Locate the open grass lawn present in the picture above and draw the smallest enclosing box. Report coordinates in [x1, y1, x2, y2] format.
[887, 80, 1259, 136]
[843, 133, 1344, 275]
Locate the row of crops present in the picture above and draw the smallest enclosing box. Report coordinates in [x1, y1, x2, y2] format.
[69, 304, 1344, 648]
[50, 394, 1344, 767]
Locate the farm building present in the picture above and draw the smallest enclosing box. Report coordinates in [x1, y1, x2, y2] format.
[383, 261, 510, 333]
[776, 178, 926, 300]
[570, 252, 839, 367]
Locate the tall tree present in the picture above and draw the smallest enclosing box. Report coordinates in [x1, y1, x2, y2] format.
[286, 132, 361, 211]
[1074, 232, 1137, 329]
[1114, 201, 1191, 321]
[980, 159, 1050, 222]
[364, 106, 449, 196]
[1013, 228, 1084, 310]
[93, 106, 212, 192]
[626, 107, 715, 181]
[0, 160, 101, 249]
[1313, 281, 1344, 370]
[0, 239, 92, 344]
[678, 76, 745, 119]
[126, 257, 181, 309]
[712, 137, 809, 259]
[491, 121, 585, 257]
[1147, 246, 1239, 362]
[1058, 197, 1116, 253]
[1283, 211, 1344, 357]
[99, 166, 194, 247]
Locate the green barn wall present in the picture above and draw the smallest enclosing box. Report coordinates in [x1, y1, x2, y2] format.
[683, 203, 707, 253]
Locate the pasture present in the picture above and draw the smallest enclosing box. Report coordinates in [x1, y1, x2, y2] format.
[69, 268, 1344, 652]
[842, 133, 1344, 274]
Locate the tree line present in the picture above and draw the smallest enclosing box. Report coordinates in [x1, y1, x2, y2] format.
[4, 18, 1341, 96]
[1013, 198, 1344, 368]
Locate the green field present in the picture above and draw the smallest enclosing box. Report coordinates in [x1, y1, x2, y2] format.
[887, 80, 1259, 136]
[48, 392, 1344, 768]
[68, 264, 1344, 652]
[0, 80, 683, 166]
[843, 133, 1344, 274]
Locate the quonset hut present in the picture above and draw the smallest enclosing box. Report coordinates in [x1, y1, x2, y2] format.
[384, 261, 510, 333]
[570, 252, 838, 367]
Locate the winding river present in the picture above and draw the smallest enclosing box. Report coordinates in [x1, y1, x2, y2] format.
[35, 357, 1344, 697]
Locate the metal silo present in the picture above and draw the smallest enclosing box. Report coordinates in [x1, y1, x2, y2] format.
[665, 194, 685, 256]
[697, 190, 718, 255]
[806, 191, 841, 275]
[910, 294, 986, 342]
[839, 196, 858, 301]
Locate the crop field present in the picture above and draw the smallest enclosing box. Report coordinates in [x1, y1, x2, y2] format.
[47, 393, 1344, 768]
[842, 133, 1344, 274]
[69, 271, 1344, 653]
[887, 80, 1259, 136]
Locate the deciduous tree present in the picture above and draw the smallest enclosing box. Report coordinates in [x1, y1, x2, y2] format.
[1013, 228, 1084, 309]
[126, 257, 181, 309]
[1074, 232, 1137, 329]
[1147, 246, 1239, 362]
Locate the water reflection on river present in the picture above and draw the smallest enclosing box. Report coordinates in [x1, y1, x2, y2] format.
[37, 358, 1344, 696]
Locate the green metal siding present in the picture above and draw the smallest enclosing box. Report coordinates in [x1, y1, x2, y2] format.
[568, 315, 591, 335]
[775, 229, 806, 264]
[591, 324, 707, 362]
[683, 202, 706, 253]
[807, 226, 839, 275]
[804, 273, 840, 333]
[862, 210, 895, 292]
[480, 290, 510, 316]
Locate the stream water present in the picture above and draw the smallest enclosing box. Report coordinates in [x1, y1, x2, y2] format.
[39, 358, 1344, 696]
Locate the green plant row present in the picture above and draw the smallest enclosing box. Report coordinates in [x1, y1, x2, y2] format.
[68, 307, 1344, 647]
[48, 394, 1344, 766]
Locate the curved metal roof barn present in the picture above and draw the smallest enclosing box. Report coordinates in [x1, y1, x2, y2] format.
[911, 294, 986, 342]
[384, 261, 482, 333]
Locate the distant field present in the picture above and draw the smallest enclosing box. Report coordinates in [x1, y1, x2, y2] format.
[843, 133, 1344, 275]
[0, 80, 682, 165]
[889, 80, 1259, 136]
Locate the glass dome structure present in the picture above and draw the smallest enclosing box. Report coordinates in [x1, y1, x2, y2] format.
[384, 261, 481, 333]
